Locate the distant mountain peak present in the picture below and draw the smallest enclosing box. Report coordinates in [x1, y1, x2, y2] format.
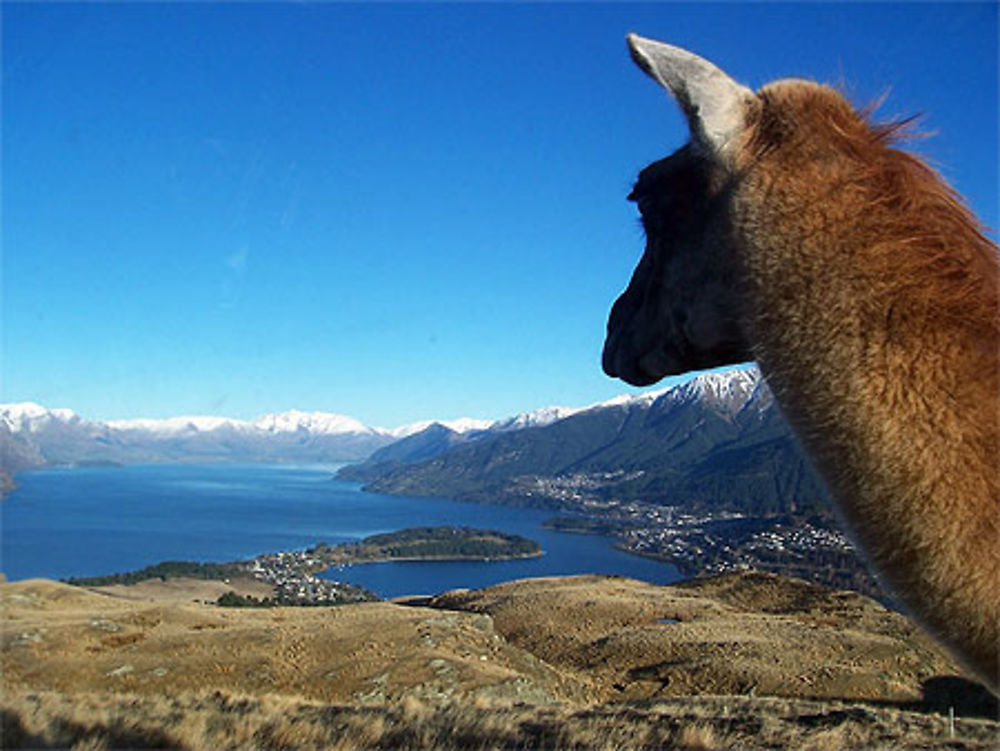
[2, 367, 775, 475]
[670, 368, 762, 416]
[491, 406, 582, 432]
[0, 402, 85, 431]
[536, 368, 762, 421]
[1, 402, 51, 417]
[386, 418, 494, 439]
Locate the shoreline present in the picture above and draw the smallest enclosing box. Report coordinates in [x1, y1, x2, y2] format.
[317, 549, 544, 571]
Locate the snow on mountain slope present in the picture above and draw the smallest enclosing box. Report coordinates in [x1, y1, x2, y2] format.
[490, 406, 582, 432]
[0, 403, 124, 467]
[380, 371, 763, 442]
[108, 416, 251, 435]
[108, 410, 378, 437]
[253, 410, 373, 436]
[585, 368, 762, 416]
[591, 387, 674, 411]
[388, 407, 587, 440]
[1, 403, 90, 432]
[386, 418, 495, 439]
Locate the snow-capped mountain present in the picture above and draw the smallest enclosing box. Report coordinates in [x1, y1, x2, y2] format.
[1, 403, 124, 467]
[588, 386, 673, 411]
[667, 368, 763, 415]
[2, 402, 92, 433]
[389, 408, 583, 440]
[0, 405, 397, 468]
[107, 410, 379, 437]
[586, 368, 761, 416]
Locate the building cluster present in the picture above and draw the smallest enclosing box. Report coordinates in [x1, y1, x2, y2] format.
[239, 550, 372, 606]
[525, 472, 862, 585]
[616, 512, 860, 580]
[617, 511, 744, 574]
[744, 524, 853, 556]
[512, 471, 645, 505]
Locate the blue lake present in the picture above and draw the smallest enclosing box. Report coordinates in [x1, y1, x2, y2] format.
[1, 463, 681, 598]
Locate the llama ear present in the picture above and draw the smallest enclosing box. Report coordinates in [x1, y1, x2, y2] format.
[627, 33, 755, 155]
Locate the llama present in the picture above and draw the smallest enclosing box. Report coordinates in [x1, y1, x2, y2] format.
[603, 34, 999, 691]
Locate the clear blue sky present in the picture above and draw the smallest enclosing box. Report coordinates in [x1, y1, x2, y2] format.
[3, 3, 997, 428]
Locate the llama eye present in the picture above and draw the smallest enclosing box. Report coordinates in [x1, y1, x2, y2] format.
[635, 195, 658, 217]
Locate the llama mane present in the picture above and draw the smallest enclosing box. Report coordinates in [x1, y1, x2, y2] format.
[748, 86, 998, 329]
[866, 141, 998, 329]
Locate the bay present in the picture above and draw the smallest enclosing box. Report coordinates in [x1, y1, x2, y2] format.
[1, 463, 681, 598]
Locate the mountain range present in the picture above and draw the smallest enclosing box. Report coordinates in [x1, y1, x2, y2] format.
[0, 389, 620, 488]
[2, 368, 829, 514]
[338, 368, 830, 515]
[0, 404, 485, 481]
[0, 381, 646, 476]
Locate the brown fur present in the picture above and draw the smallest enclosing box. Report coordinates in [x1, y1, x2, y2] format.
[735, 80, 999, 690]
[606, 72, 999, 691]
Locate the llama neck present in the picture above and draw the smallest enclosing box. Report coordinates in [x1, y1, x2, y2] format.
[738, 176, 1000, 685]
[741, 185, 999, 528]
[737, 148, 999, 490]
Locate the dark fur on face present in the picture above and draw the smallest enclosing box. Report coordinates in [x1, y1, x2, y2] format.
[602, 146, 751, 385]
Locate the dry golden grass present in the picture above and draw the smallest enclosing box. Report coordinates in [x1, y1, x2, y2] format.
[4, 690, 999, 750]
[430, 572, 969, 704]
[90, 575, 275, 605]
[3, 572, 998, 749]
[1, 578, 580, 706]
[674, 722, 725, 749]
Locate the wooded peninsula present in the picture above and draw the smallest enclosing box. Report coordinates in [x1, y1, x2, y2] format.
[64, 527, 543, 606]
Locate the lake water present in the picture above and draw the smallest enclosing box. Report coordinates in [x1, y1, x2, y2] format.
[1, 463, 681, 598]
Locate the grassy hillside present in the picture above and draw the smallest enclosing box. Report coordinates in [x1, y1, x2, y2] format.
[3, 572, 996, 749]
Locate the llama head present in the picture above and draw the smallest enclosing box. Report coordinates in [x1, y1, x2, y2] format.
[603, 34, 868, 386]
[603, 35, 758, 386]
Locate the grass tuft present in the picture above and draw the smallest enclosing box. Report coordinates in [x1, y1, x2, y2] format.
[675, 722, 724, 750]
